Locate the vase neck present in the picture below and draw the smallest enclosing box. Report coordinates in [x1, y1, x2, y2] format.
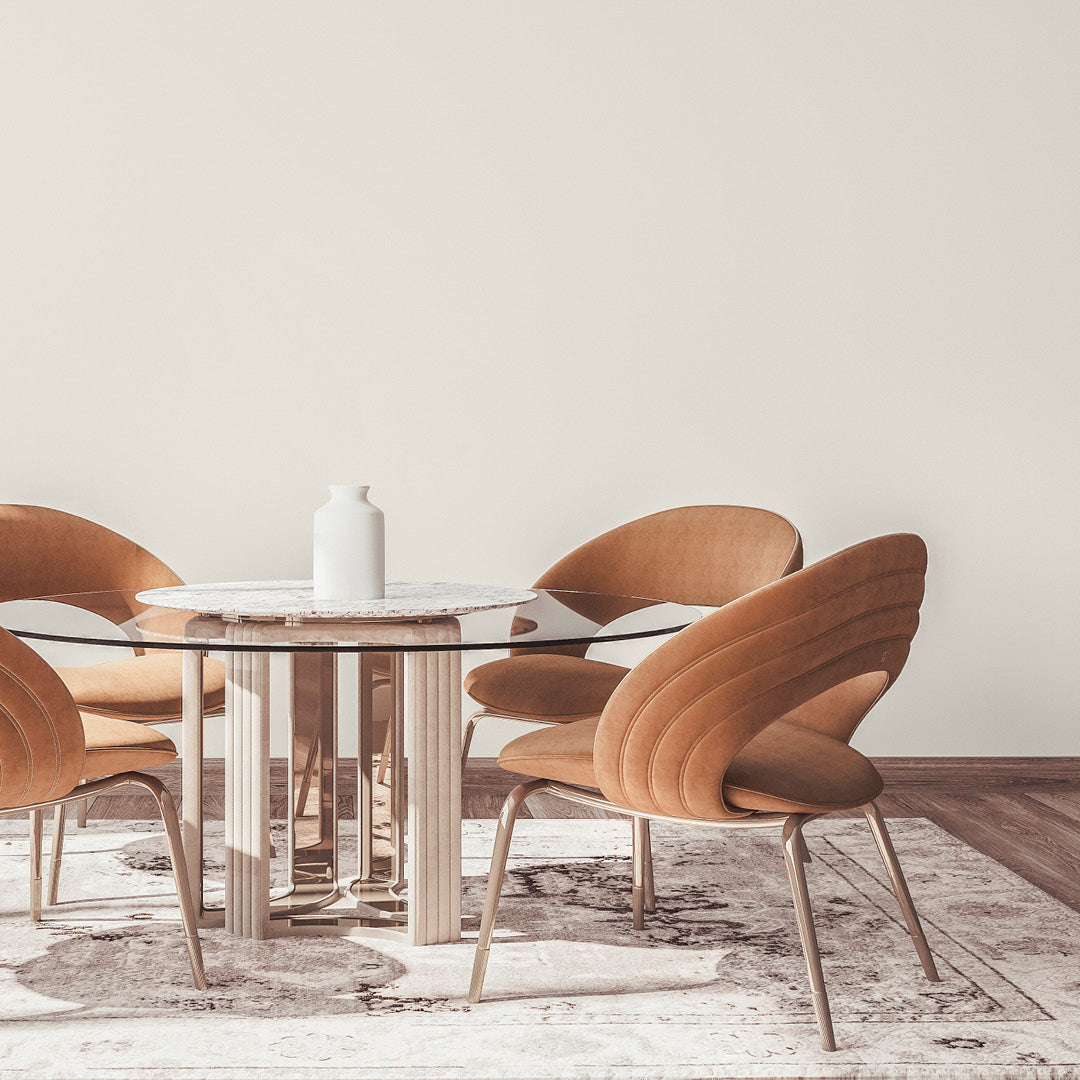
[328, 484, 370, 501]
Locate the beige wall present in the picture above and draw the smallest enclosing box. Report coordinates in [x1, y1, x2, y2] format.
[2, 3, 1077, 756]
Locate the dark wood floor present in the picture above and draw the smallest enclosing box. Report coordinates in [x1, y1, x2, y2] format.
[84, 756, 1080, 915]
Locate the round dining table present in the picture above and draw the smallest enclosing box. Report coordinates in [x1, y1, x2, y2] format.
[0, 582, 698, 945]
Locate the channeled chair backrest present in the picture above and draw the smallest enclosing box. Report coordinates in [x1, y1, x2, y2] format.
[592, 533, 926, 819]
[0, 505, 182, 626]
[0, 627, 86, 809]
[519, 506, 803, 657]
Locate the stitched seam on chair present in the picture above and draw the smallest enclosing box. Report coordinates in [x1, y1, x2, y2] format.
[0, 701, 33, 804]
[633, 597, 915, 813]
[501, 752, 593, 765]
[610, 571, 919, 813]
[1, 664, 65, 802]
[617, 571, 918, 799]
[672, 632, 906, 812]
[724, 788, 881, 812]
[612, 567, 918, 803]
[87, 745, 172, 755]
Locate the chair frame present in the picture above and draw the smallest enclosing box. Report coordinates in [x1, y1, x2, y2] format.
[469, 779, 939, 1053]
[462, 708, 659, 911]
[460, 506, 802, 919]
[4, 770, 206, 990]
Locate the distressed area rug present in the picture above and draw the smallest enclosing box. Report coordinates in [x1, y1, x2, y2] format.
[0, 816, 1078, 1079]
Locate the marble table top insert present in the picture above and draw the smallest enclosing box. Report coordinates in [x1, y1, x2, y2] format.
[136, 581, 537, 620]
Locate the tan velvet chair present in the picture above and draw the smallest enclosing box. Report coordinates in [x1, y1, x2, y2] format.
[462, 505, 803, 767]
[469, 533, 939, 1051]
[0, 626, 206, 987]
[463, 505, 802, 911]
[0, 505, 226, 729]
[0, 505, 227, 903]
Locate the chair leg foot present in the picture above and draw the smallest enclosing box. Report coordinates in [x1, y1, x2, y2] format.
[782, 815, 836, 1052]
[862, 802, 940, 982]
[469, 779, 544, 1003]
[48, 804, 66, 906]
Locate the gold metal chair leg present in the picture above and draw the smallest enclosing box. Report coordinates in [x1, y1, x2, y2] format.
[781, 815, 836, 1052]
[76, 798, 88, 828]
[294, 733, 320, 818]
[642, 817, 656, 913]
[469, 779, 546, 1003]
[632, 816, 649, 929]
[131, 775, 208, 990]
[461, 710, 487, 776]
[47, 804, 66, 906]
[375, 718, 393, 785]
[29, 810, 43, 922]
[862, 801, 940, 982]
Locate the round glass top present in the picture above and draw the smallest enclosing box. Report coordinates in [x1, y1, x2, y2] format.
[0, 586, 699, 654]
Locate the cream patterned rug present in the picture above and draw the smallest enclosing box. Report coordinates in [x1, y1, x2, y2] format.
[0, 816, 1077, 1079]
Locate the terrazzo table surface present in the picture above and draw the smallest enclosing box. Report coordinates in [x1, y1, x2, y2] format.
[136, 580, 536, 620]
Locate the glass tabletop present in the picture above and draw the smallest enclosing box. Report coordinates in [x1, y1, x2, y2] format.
[0, 586, 699, 653]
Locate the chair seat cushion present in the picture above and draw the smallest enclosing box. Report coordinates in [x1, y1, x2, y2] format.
[465, 654, 629, 722]
[80, 714, 178, 780]
[499, 716, 602, 787]
[498, 718, 883, 815]
[58, 652, 226, 723]
[721, 720, 884, 813]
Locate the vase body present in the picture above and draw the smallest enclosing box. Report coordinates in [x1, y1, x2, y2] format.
[313, 484, 385, 601]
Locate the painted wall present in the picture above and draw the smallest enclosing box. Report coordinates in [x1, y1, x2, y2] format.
[2, 2, 1077, 757]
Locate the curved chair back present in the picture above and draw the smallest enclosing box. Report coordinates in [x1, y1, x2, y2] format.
[0, 627, 86, 809]
[0, 505, 182, 625]
[519, 506, 802, 657]
[592, 533, 926, 819]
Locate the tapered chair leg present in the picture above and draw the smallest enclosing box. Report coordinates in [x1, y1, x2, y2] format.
[781, 815, 836, 1052]
[461, 710, 487, 776]
[76, 798, 87, 827]
[48, 804, 67, 906]
[862, 802, 940, 982]
[29, 810, 43, 922]
[642, 817, 656, 913]
[632, 816, 649, 928]
[133, 775, 207, 990]
[469, 779, 546, 1003]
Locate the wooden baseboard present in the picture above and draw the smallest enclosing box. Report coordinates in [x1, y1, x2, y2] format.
[178, 756, 1080, 787]
[868, 757, 1080, 786]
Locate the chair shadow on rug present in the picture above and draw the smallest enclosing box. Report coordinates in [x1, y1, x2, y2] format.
[469, 534, 941, 1051]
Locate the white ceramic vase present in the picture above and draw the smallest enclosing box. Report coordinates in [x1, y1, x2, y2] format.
[312, 484, 385, 601]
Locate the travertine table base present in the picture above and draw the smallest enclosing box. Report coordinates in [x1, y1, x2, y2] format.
[181, 617, 462, 943]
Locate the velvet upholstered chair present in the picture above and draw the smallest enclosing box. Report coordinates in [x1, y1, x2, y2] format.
[463, 506, 804, 766]
[0, 626, 206, 987]
[462, 505, 803, 910]
[0, 505, 226, 898]
[469, 533, 939, 1052]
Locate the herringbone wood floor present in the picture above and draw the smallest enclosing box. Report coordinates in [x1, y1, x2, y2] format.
[83, 756, 1080, 915]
